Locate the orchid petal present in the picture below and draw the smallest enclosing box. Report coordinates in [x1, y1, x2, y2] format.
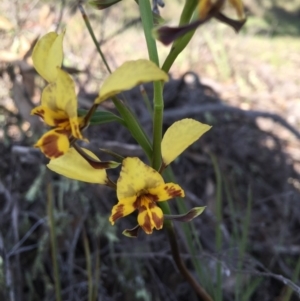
[31, 105, 68, 127]
[148, 183, 184, 201]
[40, 69, 82, 139]
[109, 196, 137, 225]
[32, 31, 64, 82]
[95, 60, 168, 104]
[161, 118, 211, 166]
[47, 148, 108, 184]
[137, 204, 163, 234]
[34, 128, 70, 159]
[117, 157, 165, 201]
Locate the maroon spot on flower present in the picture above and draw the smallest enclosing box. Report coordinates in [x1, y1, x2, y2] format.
[33, 109, 45, 118]
[134, 194, 159, 210]
[55, 128, 70, 135]
[152, 211, 163, 230]
[165, 185, 183, 198]
[141, 213, 152, 234]
[39, 134, 64, 159]
[138, 205, 147, 213]
[111, 204, 124, 222]
[144, 193, 159, 202]
[133, 196, 142, 209]
[53, 118, 69, 126]
[147, 201, 157, 209]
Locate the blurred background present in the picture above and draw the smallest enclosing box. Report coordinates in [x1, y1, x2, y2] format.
[1, 0, 300, 300]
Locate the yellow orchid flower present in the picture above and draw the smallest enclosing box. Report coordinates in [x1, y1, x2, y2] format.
[31, 31, 84, 159]
[109, 157, 184, 234]
[161, 118, 211, 167]
[31, 67, 84, 159]
[198, 0, 244, 20]
[155, 0, 246, 45]
[32, 32, 168, 158]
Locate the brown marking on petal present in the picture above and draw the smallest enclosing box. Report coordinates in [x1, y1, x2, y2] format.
[38, 134, 64, 158]
[144, 193, 159, 202]
[152, 211, 163, 230]
[134, 193, 158, 210]
[148, 201, 157, 209]
[111, 204, 124, 222]
[133, 196, 141, 209]
[33, 109, 45, 118]
[138, 205, 147, 213]
[164, 185, 183, 198]
[88, 161, 110, 169]
[55, 128, 70, 135]
[141, 213, 152, 234]
[53, 118, 69, 126]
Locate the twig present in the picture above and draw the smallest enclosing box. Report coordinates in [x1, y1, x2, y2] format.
[8, 218, 46, 258]
[166, 223, 213, 301]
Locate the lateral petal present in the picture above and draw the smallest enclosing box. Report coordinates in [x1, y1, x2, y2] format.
[55, 69, 77, 117]
[47, 147, 108, 184]
[55, 68, 82, 139]
[31, 105, 68, 127]
[40, 83, 58, 110]
[32, 31, 64, 82]
[117, 157, 165, 201]
[148, 183, 185, 201]
[161, 118, 211, 166]
[34, 129, 70, 159]
[95, 60, 168, 104]
[109, 196, 137, 225]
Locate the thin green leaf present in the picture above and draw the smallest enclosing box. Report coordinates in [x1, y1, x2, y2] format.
[89, 0, 122, 10]
[78, 109, 125, 126]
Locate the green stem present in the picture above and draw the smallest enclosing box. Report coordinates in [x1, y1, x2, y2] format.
[179, 0, 199, 25]
[140, 85, 153, 117]
[82, 228, 93, 301]
[162, 0, 198, 73]
[152, 82, 163, 170]
[112, 96, 153, 160]
[47, 180, 62, 301]
[139, 2, 212, 300]
[138, 0, 163, 170]
[138, 0, 159, 64]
